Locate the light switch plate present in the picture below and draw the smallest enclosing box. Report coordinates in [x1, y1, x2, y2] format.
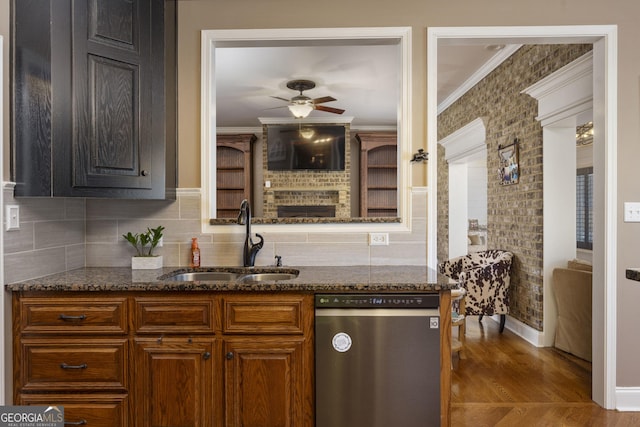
[6, 205, 19, 231]
[624, 202, 640, 222]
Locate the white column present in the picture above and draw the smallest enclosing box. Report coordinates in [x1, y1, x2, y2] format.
[448, 163, 468, 258]
[542, 120, 578, 346]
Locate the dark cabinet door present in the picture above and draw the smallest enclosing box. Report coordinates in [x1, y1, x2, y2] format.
[70, 0, 153, 192]
[11, 0, 176, 199]
[11, 0, 56, 197]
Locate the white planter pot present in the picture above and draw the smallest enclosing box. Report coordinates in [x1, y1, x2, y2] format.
[131, 256, 163, 270]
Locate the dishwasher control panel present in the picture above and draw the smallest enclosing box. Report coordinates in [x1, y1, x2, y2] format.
[315, 294, 439, 308]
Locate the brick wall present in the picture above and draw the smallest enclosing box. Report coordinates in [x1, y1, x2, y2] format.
[437, 44, 592, 330]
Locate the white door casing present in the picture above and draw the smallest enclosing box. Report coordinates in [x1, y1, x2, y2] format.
[427, 26, 617, 409]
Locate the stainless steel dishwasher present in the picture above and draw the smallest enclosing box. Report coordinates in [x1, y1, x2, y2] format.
[315, 294, 440, 427]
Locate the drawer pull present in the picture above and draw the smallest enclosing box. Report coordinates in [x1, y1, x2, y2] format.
[59, 314, 87, 321]
[203, 351, 211, 360]
[60, 362, 88, 370]
[65, 420, 87, 425]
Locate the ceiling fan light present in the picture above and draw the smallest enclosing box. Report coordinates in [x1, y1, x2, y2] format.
[288, 103, 313, 118]
[299, 128, 315, 139]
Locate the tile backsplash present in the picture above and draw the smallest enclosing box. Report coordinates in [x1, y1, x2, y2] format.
[3, 185, 427, 283]
[3, 187, 86, 284]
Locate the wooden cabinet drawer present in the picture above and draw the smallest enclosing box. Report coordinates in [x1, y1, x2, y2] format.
[19, 297, 127, 334]
[21, 338, 128, 392]
[134, 296, 215, 334]
[19, 394, 129, 427]
[222, 295, 305, 334]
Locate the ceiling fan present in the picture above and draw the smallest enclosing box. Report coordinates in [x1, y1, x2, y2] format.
[272, 79, 345, 118]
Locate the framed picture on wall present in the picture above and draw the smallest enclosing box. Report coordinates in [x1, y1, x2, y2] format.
[498, 138, 519, 185]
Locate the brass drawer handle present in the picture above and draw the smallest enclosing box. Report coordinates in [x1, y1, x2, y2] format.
[64, 420, 87, 425]
[60, 363, 88, 370]
[59, 314, 87, 321]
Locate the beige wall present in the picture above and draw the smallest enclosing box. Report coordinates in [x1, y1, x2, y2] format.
[2, 0, 640, 390]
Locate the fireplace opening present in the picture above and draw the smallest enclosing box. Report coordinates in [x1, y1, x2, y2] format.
[277, 205, 336, 218]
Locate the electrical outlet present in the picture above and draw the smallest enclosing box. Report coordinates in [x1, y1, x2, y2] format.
[6, 205, 19, 231]
[624, 202, 640, 222]
[369, 232, 389, 246]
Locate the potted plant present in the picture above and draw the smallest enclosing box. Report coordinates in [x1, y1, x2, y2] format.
[123, 225, 165, 269]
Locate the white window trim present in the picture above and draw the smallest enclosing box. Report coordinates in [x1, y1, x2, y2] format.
[200, 27, 413, 234]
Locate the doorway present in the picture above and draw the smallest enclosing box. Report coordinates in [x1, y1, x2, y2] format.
[439, 117, 488, 259]
[426, 26, 618, 409]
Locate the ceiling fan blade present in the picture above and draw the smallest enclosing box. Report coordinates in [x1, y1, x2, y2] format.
[314, 105, 345, 115]
[262, 105, 289, 111]
[270, 96, 291, 102]
[312, 96, 337, 104]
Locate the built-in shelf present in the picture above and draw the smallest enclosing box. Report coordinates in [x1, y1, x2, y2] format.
[216, 134, 256, 218]
[357, 132, 398, 218]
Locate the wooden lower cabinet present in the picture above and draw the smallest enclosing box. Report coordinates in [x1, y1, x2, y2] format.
[14, 292, 314, 427]
[223, 337, 306, 427]
[133, 337, 216, 427]
[19, 394, 129, 427]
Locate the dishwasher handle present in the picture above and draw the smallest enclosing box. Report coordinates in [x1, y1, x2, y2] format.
[315, 308, 439, 317]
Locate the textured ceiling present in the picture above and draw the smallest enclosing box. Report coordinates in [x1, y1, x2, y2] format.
[214, 42, 505, 128]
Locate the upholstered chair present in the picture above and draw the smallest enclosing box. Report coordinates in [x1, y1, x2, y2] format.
[439, 249, 514, 333]
[552, 259, 592, 361]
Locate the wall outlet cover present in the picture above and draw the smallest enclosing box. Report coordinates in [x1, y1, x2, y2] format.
[369, 233, 389, 246]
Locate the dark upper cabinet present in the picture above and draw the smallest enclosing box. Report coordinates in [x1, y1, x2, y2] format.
[11, 0, 177, 199]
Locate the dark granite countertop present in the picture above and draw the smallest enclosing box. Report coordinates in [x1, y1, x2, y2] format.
[626, 268, 640, 282]
[5, 265, 456, 293]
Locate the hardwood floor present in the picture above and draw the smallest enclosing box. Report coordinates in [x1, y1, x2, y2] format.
[451, 317, 640, 426]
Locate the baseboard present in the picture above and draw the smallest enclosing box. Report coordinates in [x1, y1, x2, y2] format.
[488, 314, 546, 347]
[615, 388, 640, 411]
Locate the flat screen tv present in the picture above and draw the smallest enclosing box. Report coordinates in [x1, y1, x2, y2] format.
[267, 124, 346, 171]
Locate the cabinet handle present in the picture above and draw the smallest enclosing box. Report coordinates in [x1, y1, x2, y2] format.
[226, 352, 234, 360]
[59, 314, 86, 321]
[64, 420, 87, 425]
[60, 363, 88, 370]
[203, 351, 211, 360]
[141, 170, 149, 176]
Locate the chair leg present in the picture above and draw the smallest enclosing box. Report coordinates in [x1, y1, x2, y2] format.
[478, 314, 506, 332]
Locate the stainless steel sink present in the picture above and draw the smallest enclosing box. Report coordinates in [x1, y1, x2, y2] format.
[164, 271, 242, 281]
[162, 269, 299, 283]
[238, 272, 299, 282]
